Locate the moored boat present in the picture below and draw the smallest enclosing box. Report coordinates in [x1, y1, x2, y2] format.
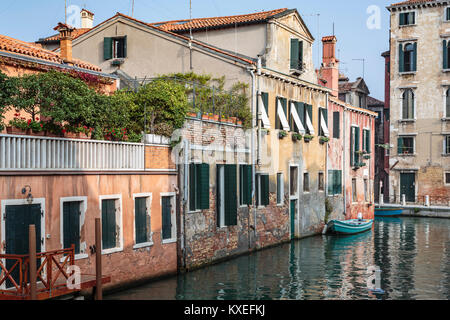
[327, 219, 373, 235]
[375, 207, 403, 217]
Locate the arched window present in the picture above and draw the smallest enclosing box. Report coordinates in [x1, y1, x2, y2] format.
[446, 89, 450, 118]
[402, 89, 414, 120]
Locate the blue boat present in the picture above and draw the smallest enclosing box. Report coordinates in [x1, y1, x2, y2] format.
[327, 219, 373, 235]
[375, 207, 403, 217]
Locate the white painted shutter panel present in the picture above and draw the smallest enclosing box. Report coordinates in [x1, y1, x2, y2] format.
[258, 95, 271, 128]
[290, 102, 305, 134]
[277, 100, 290, 131]
[305, 108, 315, 135]
[320, 110, 330, 137]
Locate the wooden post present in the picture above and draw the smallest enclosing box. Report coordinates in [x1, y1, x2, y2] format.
[29, 225, 37, 300]
[95, 218, 102, 300]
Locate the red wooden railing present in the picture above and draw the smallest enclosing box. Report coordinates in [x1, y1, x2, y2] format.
[0, 246, 76, 300]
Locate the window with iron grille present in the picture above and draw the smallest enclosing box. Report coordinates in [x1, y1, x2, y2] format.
[398, 136, 414, 155]
[445, 172, 450, 185]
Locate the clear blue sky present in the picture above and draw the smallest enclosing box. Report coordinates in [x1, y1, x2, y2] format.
[0, 0, 393, 100]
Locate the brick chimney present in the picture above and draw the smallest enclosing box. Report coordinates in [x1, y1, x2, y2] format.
[54, 23, 74, 64]
[80, 8, 94, 29]
[321, 35, 339, 97]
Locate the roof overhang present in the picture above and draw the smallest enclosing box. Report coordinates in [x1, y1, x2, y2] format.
[387, 0, 449, 12]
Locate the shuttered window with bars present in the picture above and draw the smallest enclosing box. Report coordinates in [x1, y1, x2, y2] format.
[290, 38, 304, 71]
[333, 111, 340, 139]
[350, 126, 361, 166]
[399, 42, 417, 72]
[134, 197, 151, 245]
[189, 163, 210, 211]
[328, 170, 342, 195]
[217, 165, 238, 227]
[239, 165, 253, 206]
[101, 199, 117, 250]
[104, 36, 127, 60]
[63, 201, 81, 254]
[256, 173, 270, 207]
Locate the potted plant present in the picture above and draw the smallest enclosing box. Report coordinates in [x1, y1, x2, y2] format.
[278, 130, 288, 139]
[202, 113, 209, 121]
[187, 111, 198, 118]
[363, 153, 371, 160]
[211, 114, 220, 122]
[304, 134, 314, 143]
[236, 119, 243, 126]
[7, 116, 29, 135]
[319, 136, 330, 144]
[28, 118, 45, 136]
[292, 133, 303, 142]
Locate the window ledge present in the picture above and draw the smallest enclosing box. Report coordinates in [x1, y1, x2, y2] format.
[162, 239, 177, 245]
[399, 24, 416, 28]
[443, 69, 450, 73]
[133, 242, 154, 250]
[102, 247, 123, 255]
[398, 119, 416, 123]
[399, 71, 416, 76]
[398, 153, 416, 157]
[441, 153, 450, 157]
[441, 118, 450, 121]
[187, 210, 202, 214]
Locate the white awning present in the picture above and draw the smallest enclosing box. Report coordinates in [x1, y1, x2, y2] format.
[305, 108, 315, 135]
[258, 95, 271, 128]
[320, 110, 330, 137]
[277, 100, 290, 131]
[290, 102, 305, 134]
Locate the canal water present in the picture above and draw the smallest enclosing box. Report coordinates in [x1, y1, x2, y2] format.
[108, 217, 450, 300]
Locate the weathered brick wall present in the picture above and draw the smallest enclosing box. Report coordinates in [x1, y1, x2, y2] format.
[179, 118, 291, 270]
[145, 145, 176, 170]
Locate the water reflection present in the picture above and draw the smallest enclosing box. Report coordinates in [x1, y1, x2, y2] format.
[108, 217, 450, 300]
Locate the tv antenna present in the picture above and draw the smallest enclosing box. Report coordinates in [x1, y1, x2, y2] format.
[352, 58, 366, 79]
[132, 0, 135, 17]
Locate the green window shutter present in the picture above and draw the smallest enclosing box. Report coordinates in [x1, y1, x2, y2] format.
[398, 137, 404, 154]
[123, 36, 127, 58]
[104, 37, 113, 60]
[366, 130, 371, 153]
[102, 199, 116, 250]
[224, 165, 237, 226]
[412, 42, 417, 71]
[336, 170, 342, 194]
[261, 92, 269, 115]
[244, 165, 252, 205]
[399, 13, 405, 26]
[196, 164, 210, 210]
[63, 202, 80, 254]
[328, 170, 334, 194]
[135, 198, 147, 244]
[333, 112, 340, 139]
[355, 127, 360, 163]
[275, 97, 280, 129]
[350, 127, 355, 166]
[399, 44, 404, 73]
[261, 175, 270, 206]
[444, 40, 448, 70]
[306, 104, 313, 134]
[290, 38, 300, 69]
[189, 164, 196, 211]
[299, 41, 304, 67]
[298, 102, 305, 128]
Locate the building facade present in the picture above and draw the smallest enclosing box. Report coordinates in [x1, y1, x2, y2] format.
[387, 0, 450, 205]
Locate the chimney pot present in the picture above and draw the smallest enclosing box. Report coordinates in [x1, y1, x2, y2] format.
[54, 23, 74, 64]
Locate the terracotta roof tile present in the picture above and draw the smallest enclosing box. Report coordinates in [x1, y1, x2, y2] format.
[390, 0, 436, 7]
[150, 8, 289, 32]
[0, 33, 101, 71]
[38, 28, 92, 43]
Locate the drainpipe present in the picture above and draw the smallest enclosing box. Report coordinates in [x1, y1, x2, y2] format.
[343, 106, 347, 216]
[246, 64, 257, 250]
[181, 139, 189, 270]
[325, 93, 329, 198]
[257, 56, 262, 166]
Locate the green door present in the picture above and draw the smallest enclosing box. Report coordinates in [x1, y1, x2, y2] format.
[162, 197, 173, 241]
[5, 204, 42, 288]
[400, 173, 416, 202]
[290, 200, 297, 240]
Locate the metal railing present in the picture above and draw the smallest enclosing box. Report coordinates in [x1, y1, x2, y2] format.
[0, 134, 145, 171]
[381, 195, 450, 207]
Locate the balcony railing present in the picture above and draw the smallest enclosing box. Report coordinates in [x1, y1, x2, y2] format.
[0, 134, 145, 171]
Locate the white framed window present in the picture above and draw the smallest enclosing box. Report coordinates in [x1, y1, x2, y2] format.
[132, 193, 153, 249]
[277, 172, 284, 205]
[443, 135, 450, 155]
[160, 193, 177, 244]
[99, 195, 123, 255]
[398, 136, 415, 155]
[402, 89, 415, 120]
[444, 172, 450, 185]
[399, 11, 416, 26]
[60, 196, 87, 260]
[445, 7, 450, 21]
